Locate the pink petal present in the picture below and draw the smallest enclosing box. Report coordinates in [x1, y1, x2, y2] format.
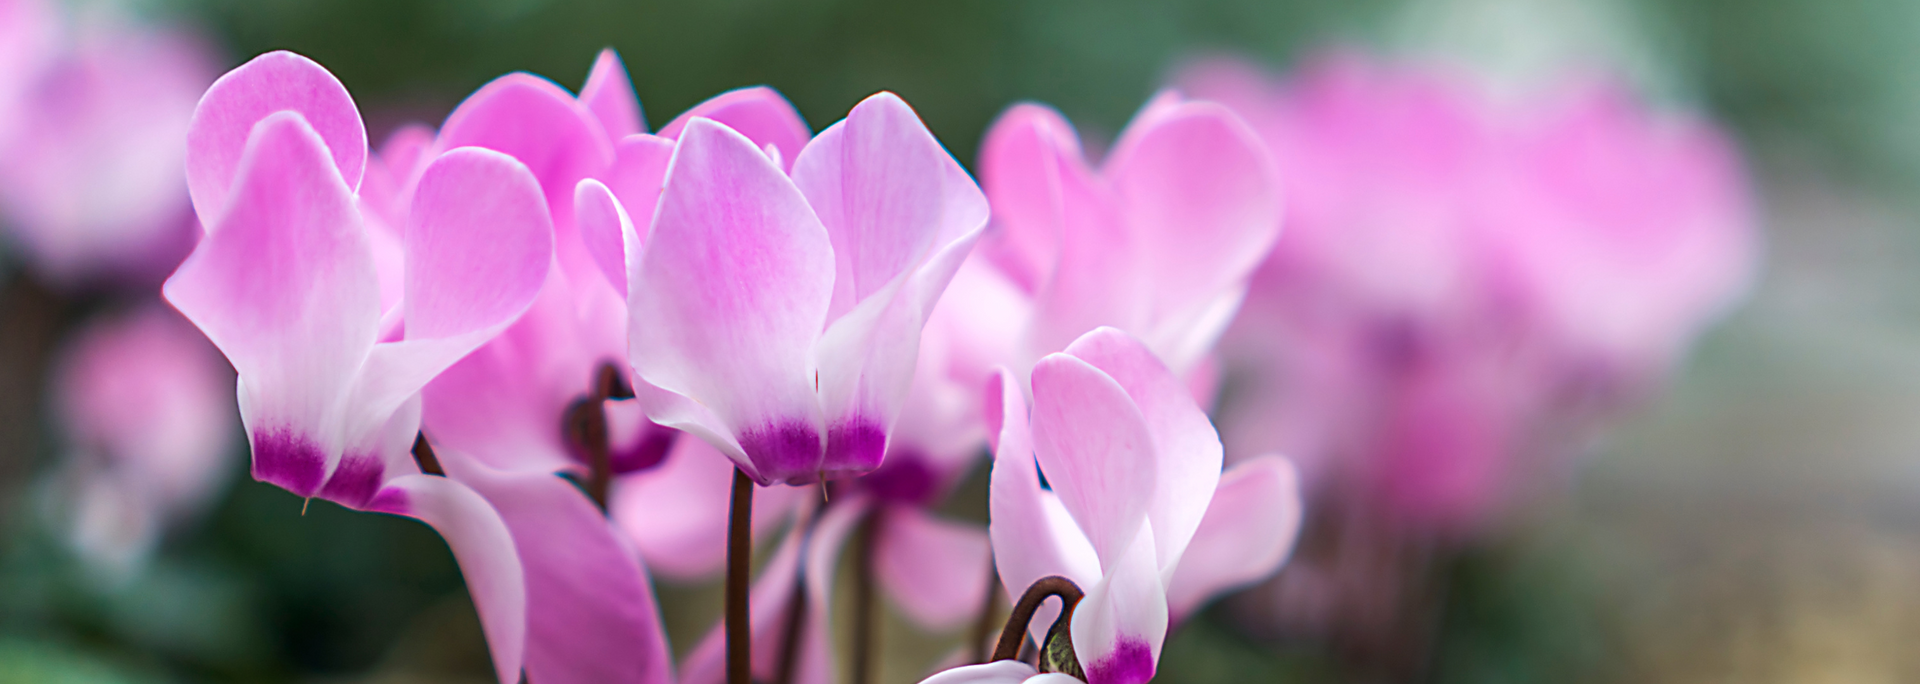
[610, 435, 807, 581]
[163, 111, 378, 498]
[873, 507, 991, 630]
[1029, 352, 1157, 567]
[369, 474, 527, 684]
[439, 448, 674, 684]
[658, 86, 812, 172]
[418, 274, 585, 476]
[579, 48, 645, 140]
[187, 50, 366, 225]
[404, 146, 553, 341]
[575, 178, 635, 296]
[435, 73, 613, 280]
[1069, 531, 1165, 684]
[919, 661, 1042, 684]
[985, 368, 1100, 645]
[627, 117, 833, 486]
[1165, 456, 1300, 621]
[1103, 99, 1282, 371]
[974, 104, 1085, 294]
[603, 133, 676, 242]
[1060, 328, 1221, 573]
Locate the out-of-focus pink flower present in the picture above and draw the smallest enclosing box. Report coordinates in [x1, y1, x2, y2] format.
[1181, 53, 1757, 530]
[970, 93, 1283, 381]
[0, 0, 56, 140]
[0, 7, 218, 287]
[626, 90, 989, 486]
[987, 328, 1300, 684]
[167, 50, 566, 684]
[44, 304, 234, 579]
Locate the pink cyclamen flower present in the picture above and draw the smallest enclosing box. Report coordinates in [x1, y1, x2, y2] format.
[982, 328, 1300, 684]
[167, 51, 557, 684]
[626, 90, 989, 486]
[1182, 53, 1757, 528]
[0, 7, 218, 287]
[970, 92, 1283, 380]
[45, 304, 235, 580]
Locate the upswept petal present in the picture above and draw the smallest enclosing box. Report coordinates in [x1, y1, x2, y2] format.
[658, 86, 812, 171]
[602, 133, 675, 246]
[438, 448, 673, 684]
[368, 474, 527, 684]
[919, 660, 1046, 684]
[1069, 530, 1165, 684]
[576, 178, 635, 296]
[974, 104, 1084, 294]
[1165, 456, 1300, 620]
[1029, 353, 1157, 567]
[1061, 328, 1221, 572]
[627, 117, 833, 485]
[986, 368, 1100, 645]
[579, 48, 645, 140]
[187, 50, 366, 225]
[611, 436, 807, 580]
[164, 111, 377, 497]
[873, 507, 991, 629]
[792, 92, 987, 321]
[1020, 146, 1138, 365]
[435, 72, 613, 279]
[1103, 98, 1282, 370]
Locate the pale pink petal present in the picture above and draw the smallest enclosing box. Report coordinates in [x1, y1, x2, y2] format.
[368, 474, 526, 684]
[163, 111, 378, 497]
[918, 660, 1041, 684]
[873, 507, 991, 630]
[1028, 353, 1157, 567]
[187, 51, 366, 224]
[1165, 456, 1300, 621]
[658, 87, 811, 171]
[610, 434, 807, 581]
[360, 123, 436, 232]
[1060, 328, 1221, 572]
[575, 178, 635, 295]
[579, 48, 645, 140]
[1103, 98, 1282, 371]
[1069, 531, 1165, 684]
[418, 273, 582, 476]
[439, 448, 673, 684]
[404, 146, 553, 341]
[627, 117, 832, 485]
[986, 368, 1100, 645]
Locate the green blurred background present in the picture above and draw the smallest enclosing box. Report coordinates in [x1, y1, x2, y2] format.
[8, 0, 1920, 681]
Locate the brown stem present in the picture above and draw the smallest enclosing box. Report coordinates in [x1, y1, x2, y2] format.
[850, 508, 882, 684]
[990, 576, 1084, 663]
[727, 468, 755, 684]
[968, 555, 1001, 664]
[411, 432, 444, 476]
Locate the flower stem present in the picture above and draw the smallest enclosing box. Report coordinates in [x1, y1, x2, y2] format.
[991, 576, 1084, 663]
[727, 468, 755, 684]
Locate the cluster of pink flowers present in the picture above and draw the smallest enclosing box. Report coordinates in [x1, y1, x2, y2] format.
[1, 8, 1756, 676]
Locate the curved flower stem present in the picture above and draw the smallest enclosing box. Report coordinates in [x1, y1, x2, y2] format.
[990, 576, 1084, 663]
[850, 508, 882, 684]
[727, 468, 755, 684]
[969, 556, 1001, 664]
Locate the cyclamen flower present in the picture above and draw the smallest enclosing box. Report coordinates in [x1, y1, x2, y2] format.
[970, 92, 1283, 380]
[167, 51, 556, 684]
[0, 4, 218, 287]
[44, 304, 235, 581]
[977, 328, 1300, 684]
[627, 90, 989, 486]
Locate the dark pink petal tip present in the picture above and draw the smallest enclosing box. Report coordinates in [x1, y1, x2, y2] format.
[251, 429, 327, 498]
[608, 424, 677, 474]
[738, 421, 823, 486]
[1086, 639, 1155, 684]
[316, 452, 385, 509]
[822, 418, 887, 480]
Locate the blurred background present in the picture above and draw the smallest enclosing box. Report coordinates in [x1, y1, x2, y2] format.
[5, 0, 1920, 681]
